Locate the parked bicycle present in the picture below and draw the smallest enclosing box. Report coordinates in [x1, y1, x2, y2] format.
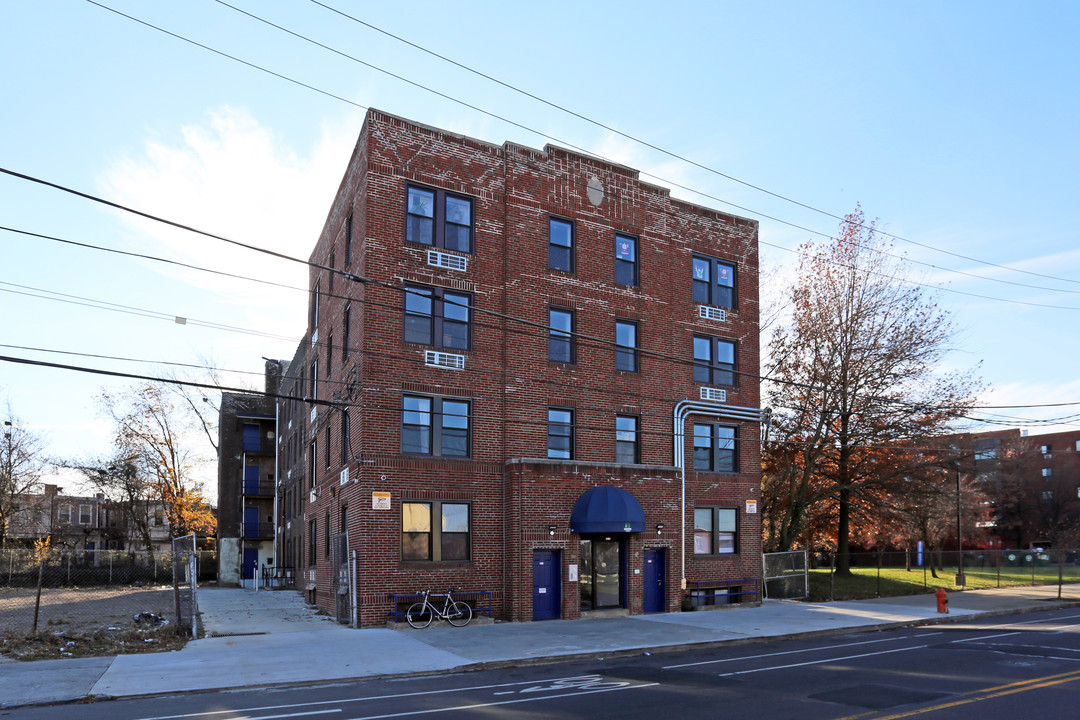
[406, 588, 473, 628]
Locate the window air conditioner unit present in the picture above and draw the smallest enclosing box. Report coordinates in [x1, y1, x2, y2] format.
[700, 387, 727, 403]
[427, 250, 468, 272]
[425, 351, 465, 370]
[698, 305, 726, 322]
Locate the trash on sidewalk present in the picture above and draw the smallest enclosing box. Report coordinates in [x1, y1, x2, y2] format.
[133, 612, 169, 626]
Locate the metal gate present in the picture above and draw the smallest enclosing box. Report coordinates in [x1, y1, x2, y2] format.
[172, 534, 199, 639]
[762, 550, 809, 599]
[331, 532, 350, 624]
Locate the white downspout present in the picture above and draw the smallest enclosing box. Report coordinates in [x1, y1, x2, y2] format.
[673, 400, 766, 592]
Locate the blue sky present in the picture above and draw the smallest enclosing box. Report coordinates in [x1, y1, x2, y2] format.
[3, 1, 1079, 494]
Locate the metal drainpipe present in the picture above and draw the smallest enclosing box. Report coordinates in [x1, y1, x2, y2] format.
[673, 400, 766, 591]
[273, 399, 281, 589]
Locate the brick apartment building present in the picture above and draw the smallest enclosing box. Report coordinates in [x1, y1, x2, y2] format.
[956, 427, 1080, 549]
[217, 361, 282, 587]
[7, 483, 172, 553]
[289, 109, 763, 626]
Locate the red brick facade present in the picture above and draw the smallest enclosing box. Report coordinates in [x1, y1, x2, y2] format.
[301, 110, 763, 626]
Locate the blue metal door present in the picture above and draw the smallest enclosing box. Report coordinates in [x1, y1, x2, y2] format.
[242, 548, 259, 581]
[243, 507, 260, 538]
[643, 548, 665, 613]
[532, 550, 561, 620]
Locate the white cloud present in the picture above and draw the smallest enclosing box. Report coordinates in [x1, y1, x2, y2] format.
[99, 106, 361, 336]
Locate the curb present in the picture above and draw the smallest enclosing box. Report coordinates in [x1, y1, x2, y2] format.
[6, 599, 1080, 710]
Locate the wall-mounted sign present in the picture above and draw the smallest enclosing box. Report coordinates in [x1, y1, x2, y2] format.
[745, 500, 758, 514]
[568, 564, 579, 582]
[372, 492, 391, 510]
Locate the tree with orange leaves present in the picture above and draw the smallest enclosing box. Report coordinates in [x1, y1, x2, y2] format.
[99, 383, 216, 540]
[762, 206, 981, 573]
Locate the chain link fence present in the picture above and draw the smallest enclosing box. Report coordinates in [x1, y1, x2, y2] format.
[813, 548, 1080, 601]
[0, 546, 214, 639]
[763, 550, 809, 599]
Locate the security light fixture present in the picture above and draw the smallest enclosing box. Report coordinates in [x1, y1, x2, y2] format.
[656, 523, 665, 535]
[548, 525, 557, 536]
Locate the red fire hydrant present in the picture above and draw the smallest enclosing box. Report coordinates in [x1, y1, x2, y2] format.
[936, 587, 948, 614]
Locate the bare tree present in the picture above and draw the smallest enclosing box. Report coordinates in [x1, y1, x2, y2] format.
[0, 403, 49, 548]
[762, 206, 981, 573]
[99, 384, 216, 539]
[67, 452, 157, 554]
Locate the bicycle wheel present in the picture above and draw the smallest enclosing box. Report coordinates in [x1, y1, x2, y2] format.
[446, 600, 472, 627]
[406, 601, 433, 629]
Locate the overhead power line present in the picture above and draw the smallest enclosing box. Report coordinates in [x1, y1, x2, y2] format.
[92, 0, 1080, 302]
[307, 0, 1080, 290]
[7, 165, 1080, 418]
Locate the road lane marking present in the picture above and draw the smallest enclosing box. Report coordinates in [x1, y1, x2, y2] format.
[717, 645, 927, 677]
[130, 674, 635, 720]
[325, 682, 659, 720]
[242, 712, 341, 720]
[831, 668, 1080, 720]
[950, 631, 1020, 643]
[664, 635, 934, 670]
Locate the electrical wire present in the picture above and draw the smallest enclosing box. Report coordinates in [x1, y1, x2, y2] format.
[92, 0, 1080, 303]
[308, 0, 1080, 290]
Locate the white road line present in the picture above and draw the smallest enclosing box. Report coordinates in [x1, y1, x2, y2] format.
[130, 674, 621, 720]
[241, 712, 341, 720]
[717, 645, 928, 677]
[327, 682, 659, 720]
[664, 635, 932, 669]
[950, 632, 1021, 643]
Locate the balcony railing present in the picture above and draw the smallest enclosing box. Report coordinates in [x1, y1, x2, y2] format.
[241, 522, 275, 539]
[242, 479, 276, 496]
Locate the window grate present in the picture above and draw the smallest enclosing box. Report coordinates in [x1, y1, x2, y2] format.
[425, 350, 466, 370]
[427, 250, 468, 272]
[700, 386, 727, 403]
[698, 305, 727, 322]
[339, 467, 350, 485]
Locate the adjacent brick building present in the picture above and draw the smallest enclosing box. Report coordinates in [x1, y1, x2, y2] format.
[217, 361, 283, 587]
[295, 109, 764, 625]
[956, 427, 1080, 549]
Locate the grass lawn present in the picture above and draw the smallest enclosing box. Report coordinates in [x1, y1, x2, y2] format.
[807, 564, 1080, 602]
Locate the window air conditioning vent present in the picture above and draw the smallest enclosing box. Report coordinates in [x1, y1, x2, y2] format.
[427, 250, 468, 272]
[425, 351, 465, 370]
[700, 386, 727, 403]
[698, 305, 726, 322]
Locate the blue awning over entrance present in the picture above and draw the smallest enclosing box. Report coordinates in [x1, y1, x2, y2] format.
[569, 486, 646, 534]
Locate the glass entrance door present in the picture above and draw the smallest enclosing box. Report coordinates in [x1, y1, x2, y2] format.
[580, 538, 623, 610]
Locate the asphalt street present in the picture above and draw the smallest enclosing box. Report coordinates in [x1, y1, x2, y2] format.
[6, 607, 1080, 720]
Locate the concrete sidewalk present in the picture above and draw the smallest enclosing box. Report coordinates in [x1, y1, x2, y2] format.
[3, 584, 1079, 709]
